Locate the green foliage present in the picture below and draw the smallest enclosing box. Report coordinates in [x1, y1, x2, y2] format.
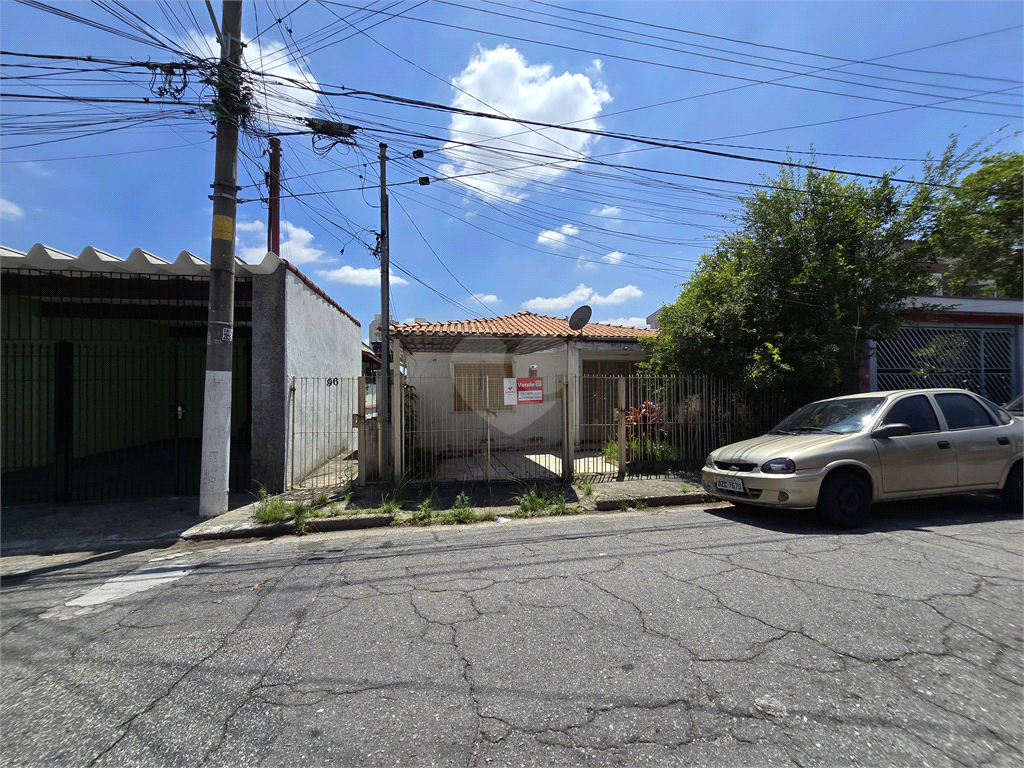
[575, 479, 595, 496]
[253, 498, 290, 524]
[642, 148, 970, 399]
[603, 439, 620, 464]
[924, 152, 1022, 297]
[291, 503, 311, 535]
[512, 487, 576, 517]
[311, 491, 330, 508]
[379, 499, 402, 515]
[410, 498, 434, 526]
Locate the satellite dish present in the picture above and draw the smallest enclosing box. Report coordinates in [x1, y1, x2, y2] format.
[568, 305, 592, 332]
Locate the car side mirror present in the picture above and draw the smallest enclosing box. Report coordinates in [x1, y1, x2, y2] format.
[872, 423, 912, 439]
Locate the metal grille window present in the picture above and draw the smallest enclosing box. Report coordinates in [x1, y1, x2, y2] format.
[454, 362, 512, 412]
[875, 326, 1016, 403]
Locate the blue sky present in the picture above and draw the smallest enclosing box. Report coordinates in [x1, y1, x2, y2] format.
[2, 1, 1021, 338]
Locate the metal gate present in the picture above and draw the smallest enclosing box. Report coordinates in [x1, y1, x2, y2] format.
[875, 325, 1017, 403]
[287, 375, 361, 490]
[1, 268, 252, 505]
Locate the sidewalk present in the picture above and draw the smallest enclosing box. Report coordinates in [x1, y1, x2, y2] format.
[180, 473, 710, 541]
[1, 475, 711, 556]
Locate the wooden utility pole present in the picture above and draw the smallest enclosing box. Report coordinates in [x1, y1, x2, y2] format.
[378, 143, 392, 473]
[199, 0, 244, 518]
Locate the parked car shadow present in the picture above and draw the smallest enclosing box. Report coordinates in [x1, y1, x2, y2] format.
[704, 493, 1019, 534]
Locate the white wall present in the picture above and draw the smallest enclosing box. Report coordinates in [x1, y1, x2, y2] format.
[284, 269, 362, 484]
[406, 346, 569, 454]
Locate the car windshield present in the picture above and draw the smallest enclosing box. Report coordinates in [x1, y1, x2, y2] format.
[769, 397, 886, 435]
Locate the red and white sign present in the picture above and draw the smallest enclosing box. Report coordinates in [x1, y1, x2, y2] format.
[504, 377, 544, 405]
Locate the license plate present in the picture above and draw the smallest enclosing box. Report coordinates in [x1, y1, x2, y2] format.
[716, 477, 745, 493]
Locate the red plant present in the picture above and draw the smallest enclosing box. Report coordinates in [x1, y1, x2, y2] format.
[626, 401, 669, 443]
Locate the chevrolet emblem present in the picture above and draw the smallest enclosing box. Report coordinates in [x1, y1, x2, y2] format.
[729, 466, 739, 471]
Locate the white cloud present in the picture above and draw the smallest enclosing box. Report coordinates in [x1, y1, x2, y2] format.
[0, 198, 24, 221]
[521, 283, 644, 311]
[236, 220, 266, 234]
[472, 293, 500, 304]
[440, 45, 612, 201]
[595, 205, 621, 217]
[576, 255, 597, 269]
[235, 219, 324, 265]
[537, 224, 579, 248]
[23, 162, 53, 178]
[180, 33, 319, 128]
[602, 251, 625, 264]
[278, 221, 324, 264]
[591, 285, 643, 305]
[591, 58, 604, 73]
[317, 266, 409, 286]
[597, 317, 648, 328]
[522, 283, 594, 312]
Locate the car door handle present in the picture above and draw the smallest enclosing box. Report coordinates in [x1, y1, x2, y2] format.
[997, 436, 1010, 446]
[937, 441, 951, 449]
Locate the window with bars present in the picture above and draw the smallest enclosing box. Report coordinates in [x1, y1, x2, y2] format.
[454, 362, 513, 412]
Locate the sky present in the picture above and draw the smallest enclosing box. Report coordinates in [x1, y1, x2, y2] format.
[2, 1, 1021, 339]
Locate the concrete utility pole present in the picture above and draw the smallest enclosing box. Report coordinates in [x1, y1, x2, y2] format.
[378, 143, 392, 472]
[199, 0, 245, 518]
[267, 136, 281, 255]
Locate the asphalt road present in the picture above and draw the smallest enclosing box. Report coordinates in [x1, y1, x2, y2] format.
[2, 496, 1021, 767]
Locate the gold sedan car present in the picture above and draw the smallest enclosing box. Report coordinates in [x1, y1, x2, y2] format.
[701, 388, 1024, 528]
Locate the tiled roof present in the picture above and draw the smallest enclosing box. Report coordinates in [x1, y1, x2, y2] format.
[1, 243, 359, 327]
[392, 311, 656, 339]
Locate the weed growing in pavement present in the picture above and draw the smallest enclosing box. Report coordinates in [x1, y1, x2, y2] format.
[379, 499, 402, 516]
[410, 498, 434, 526]
[575, 479, 595, 496]
[311, 491, 330, 508]
[549, 496, 581, 516]
[618, 498, 647, 511]
[513, 487, 577, 517]
[291, 503, 313, 534]
[253, 486, 292, 524]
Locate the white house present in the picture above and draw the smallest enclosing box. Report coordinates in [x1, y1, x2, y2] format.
[391, 312, 656, 457]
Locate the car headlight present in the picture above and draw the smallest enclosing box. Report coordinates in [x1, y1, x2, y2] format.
[705, 454, 715, 468]
[761, 458, 796, 474]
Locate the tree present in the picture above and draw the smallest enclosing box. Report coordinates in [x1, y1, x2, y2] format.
[925, 152, 1022, 298]
[643, 162, 949, 399]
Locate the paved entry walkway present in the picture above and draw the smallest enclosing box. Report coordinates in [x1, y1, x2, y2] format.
[431, 450, 620, 482]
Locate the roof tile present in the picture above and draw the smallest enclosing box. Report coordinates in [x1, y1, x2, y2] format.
[392, 311, 656, 339]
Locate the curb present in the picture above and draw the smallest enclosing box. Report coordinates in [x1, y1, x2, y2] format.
[180, 512, 395, 541]
[594, 493, 711, 511]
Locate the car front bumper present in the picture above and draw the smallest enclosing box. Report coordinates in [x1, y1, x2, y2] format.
[700, 467, 825, 509]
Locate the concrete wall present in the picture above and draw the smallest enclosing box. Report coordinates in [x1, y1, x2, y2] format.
[250, 268, 287, 492]
[251, 264, 362, 492]
[283, 268, 361, 487]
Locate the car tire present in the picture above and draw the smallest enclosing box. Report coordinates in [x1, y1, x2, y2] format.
[1001, 461, 1023, 511]
[817, 470, 872, 529]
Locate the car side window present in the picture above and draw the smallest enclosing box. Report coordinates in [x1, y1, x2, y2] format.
[883, 395, 940, 433]
[935, 393, 995, 430]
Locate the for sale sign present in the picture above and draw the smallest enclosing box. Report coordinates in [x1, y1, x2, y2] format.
[503, 377, 544, 405]
[516, 377, 543, 404]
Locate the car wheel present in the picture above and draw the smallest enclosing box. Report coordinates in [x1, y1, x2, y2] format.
[817, 470, 872, 529]
[1001, 461, 1023, 511]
